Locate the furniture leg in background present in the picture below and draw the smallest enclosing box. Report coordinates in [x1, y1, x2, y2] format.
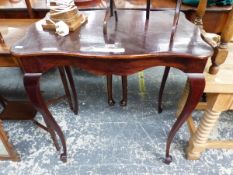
[187, 93, 233, 159]
[176, 55, 233, 159]
[209, 8, 233, 74]
[0, 120, 19, 161]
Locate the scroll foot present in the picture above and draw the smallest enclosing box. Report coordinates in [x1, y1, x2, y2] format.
[60, 153, 67, 163]
[163, 155, 172, 165]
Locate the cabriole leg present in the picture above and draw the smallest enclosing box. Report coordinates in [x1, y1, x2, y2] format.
[24, 73, 67, 162]
[164, 73, 205, 164]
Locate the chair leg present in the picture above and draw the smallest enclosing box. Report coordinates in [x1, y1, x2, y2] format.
[186, 107, 221, 160]
[158, 67, 170, 113]
[120, 76, 127, 106]
[106, 75, 115, 106]
[24, 73, 67, 162]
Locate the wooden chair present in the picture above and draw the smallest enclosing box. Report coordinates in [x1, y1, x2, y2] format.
[166, 0, 233, 160]
[158, 0, 233, 113]
[176, 43, 233, 160]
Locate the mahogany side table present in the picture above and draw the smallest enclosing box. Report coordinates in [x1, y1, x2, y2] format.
[11, 10, 213, 163]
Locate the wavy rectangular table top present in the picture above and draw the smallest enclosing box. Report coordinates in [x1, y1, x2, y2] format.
[11, 10, 212, 59]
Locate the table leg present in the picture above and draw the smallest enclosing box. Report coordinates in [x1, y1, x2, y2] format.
[65, 66, 79, 115]
[120, 76, 127, 106]
[59, 67, 73, 112]
[158, 66, 170, 113]
[164, 73, 205, 164]
[106, 75, 115, 106]
[59, 66, 78, 115]
[24, 73, 67, 162]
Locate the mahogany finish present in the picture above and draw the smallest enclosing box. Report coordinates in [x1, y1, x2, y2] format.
[0, 1, 78, 161]
[0, 19, 78, 118]
[0, 19, 78, 159]
[11, 10, 212, 163]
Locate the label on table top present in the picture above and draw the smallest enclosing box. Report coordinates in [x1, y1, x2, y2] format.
[80, 43, 125, 54]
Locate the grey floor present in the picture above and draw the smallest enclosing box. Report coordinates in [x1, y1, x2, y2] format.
[0, 66, 233, 175]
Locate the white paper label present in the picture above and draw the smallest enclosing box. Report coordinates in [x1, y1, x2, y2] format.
[55, 21, 69, 37]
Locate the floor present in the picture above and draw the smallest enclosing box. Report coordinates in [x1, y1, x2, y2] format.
[0, 63, 233, 175]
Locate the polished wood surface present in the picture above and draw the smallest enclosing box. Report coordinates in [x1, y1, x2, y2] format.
[12, 11, 212, 63]
[0, 19, 77, 121]
[0, 19, 38, 121]
[11, 9, 213, 163]
[0, 7, 79, 161]
[0, 19, 38, 123]
[0, 19, 37, 55]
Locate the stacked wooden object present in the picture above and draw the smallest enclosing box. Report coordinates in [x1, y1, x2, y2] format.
[42, 1, 88, 32]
